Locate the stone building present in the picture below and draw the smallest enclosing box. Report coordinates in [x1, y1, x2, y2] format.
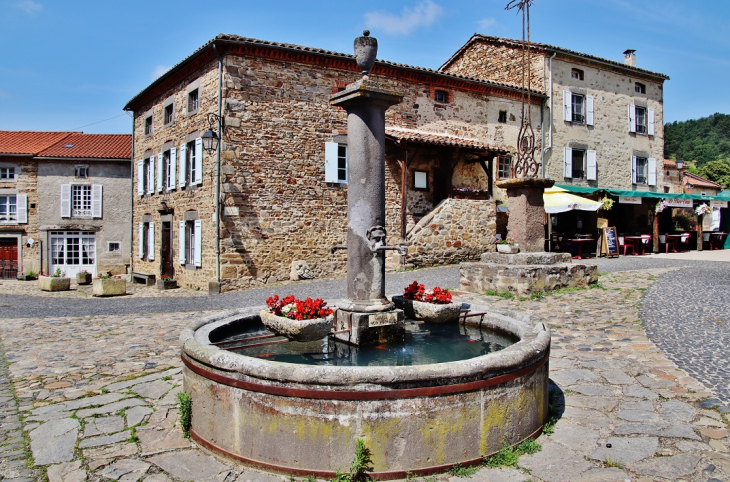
[0, 131, 131, 279]
[663, 160, 723, 196]
[441, 35, 670, 193]
[124, 34, 545, 292]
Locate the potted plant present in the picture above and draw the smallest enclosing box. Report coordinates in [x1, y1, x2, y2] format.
[392, 281, 461, 323]
[38, 269, 70, 292]
[496, 235, 520, 254]
[22, 270, 37, 281]
[260, 295, 334, 342]
[157, 274, 178, 290]
[92, 273, 126, 297]
[76, 270, 92, 285]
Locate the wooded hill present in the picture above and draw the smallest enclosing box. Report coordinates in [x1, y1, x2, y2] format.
[664, 113, 730, 188]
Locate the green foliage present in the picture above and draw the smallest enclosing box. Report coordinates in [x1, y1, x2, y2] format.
[483, 439, 541, 468]
[482, 290, 515, 300]
[665, 113, 730, 169]
[331, 439, 373, 482]
[698, 159, 730, 188]
[448, 463, 479, 477]
[176, 392, 192, 438]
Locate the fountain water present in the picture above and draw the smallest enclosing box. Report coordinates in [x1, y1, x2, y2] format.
[181, 32, 550, 478]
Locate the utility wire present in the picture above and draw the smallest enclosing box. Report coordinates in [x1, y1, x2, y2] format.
[67, 113, 129, 132]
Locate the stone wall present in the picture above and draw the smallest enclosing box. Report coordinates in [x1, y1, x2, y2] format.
[399, 198, 496, 268]
[0, 157, 39, 275]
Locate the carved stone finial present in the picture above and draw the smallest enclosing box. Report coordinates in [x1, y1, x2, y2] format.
[354, 32, 377, 77]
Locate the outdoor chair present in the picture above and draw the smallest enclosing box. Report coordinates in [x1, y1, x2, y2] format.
[618, 236, 634, 256]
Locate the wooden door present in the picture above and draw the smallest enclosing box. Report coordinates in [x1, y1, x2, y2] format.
[161, 222, 173, 277]
[0, 238, 18, 279]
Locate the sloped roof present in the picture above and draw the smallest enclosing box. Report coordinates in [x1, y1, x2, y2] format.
[0, 131, 73, 155]
[37, 133, 132, 159]
[440, 34, 669, 80]
[683, 171, 722, 189]
[125, 34, 546, 111]
[385, 127, 506, 152]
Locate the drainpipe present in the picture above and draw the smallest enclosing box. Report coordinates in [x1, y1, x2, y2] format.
[129, 112, 135, 277]
[213, 42, 223, 286]
[544, 52, 557, 176]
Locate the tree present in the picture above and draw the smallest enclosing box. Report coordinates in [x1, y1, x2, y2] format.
[698, 159, 730, 189]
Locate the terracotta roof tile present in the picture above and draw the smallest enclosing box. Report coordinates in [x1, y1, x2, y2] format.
[683, 171, 722, 189]
[0, 131, 73, 155]
[385, 127, 506, 152]
[37, 133, 132, 159]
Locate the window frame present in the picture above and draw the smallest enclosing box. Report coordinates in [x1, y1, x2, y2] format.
[571, 93, 585, 124]
[635, 157, 648, 184]
[71, 184, 93, 218]
[497, 156, 512, 179]
[635, 106, 648, 134]
[571, 68, 584, 81]
[107, 241, 121, 253]
[75, 165, 89, 179]
[0, 194, 17, 223]
[635, 82, 646, 94]
[434, 90, 448, 103]
[163, 94, 175, 127]
[0, 166, 17, 181]
[144, 115, 153, 136]
[185, 220, 196, 267]
[186, 140, 197, 185]
[571, 149, 586, 179]
[413, 170, 428, 190]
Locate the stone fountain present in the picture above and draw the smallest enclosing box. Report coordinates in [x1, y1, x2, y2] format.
[181, 32, 550, 478]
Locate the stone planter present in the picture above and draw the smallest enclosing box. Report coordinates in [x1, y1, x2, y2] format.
[76, 272, 92, 285]
[92, 278, 126, 297]
[497, 244, 520, 254]
[259, 310, 334, 342]
[38, 277, 70, 292]
[157, 279, 178, 290]
[392, 296, 462, 323]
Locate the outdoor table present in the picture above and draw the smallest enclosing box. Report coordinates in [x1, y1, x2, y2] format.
[664, 234, 684, 253]
[568, 238, 595, 259]
[623, 236, 647, 255]
[709, 232, 727, 250]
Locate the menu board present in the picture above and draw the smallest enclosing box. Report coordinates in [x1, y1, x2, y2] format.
[600, 226, 619, 258]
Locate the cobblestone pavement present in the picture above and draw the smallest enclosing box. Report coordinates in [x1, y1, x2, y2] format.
[0, 257, 728, 480]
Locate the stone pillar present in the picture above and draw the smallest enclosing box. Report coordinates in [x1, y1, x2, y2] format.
[330, 79, 402, 312]
[496, 178, 554, 253]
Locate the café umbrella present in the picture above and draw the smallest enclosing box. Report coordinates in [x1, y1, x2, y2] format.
[544, 186, 602, 251]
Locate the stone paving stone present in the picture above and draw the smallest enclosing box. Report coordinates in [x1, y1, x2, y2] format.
[75, 397, 147, 418]
[83, 415, 125, 436]
[147, 449, 230, 480]
[577, 467, 631, 481]
[47, 460, 86, 482]
[82, 442, 137, 471]
[622, 385, 659, 399]
[31, 393, 126, 417]
[549, 368, 597, 386]
[29, 418, 79, 465]
[659, 399, 695, 422]
[629, 452, 701, 479]
[142, 474, 174, 482]
[599, 368, 635, 385]
[448, 466, 525, 482]
[545, 421, 599, 454]
[614, 421, 701, 440]
[518, 440, 595, 482]
[569, 384, 613, 396]
[78, 431, 130, 449]
[130, 379, 173, 400]
[98, 458, 151, 481]
[125, 405, 153, 427]
[137, 426, 190, 454]
[589, 436, 658, 465]
[104, 368, 180, 393]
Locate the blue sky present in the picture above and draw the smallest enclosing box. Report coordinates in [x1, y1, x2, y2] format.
[1, 0, 728, 134]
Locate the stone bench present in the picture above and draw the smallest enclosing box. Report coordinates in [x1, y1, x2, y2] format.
[131, 272, 156, 286]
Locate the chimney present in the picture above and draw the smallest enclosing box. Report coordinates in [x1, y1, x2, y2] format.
[623, 49, 636, 67]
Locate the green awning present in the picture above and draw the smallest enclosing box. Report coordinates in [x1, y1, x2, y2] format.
[554, 184, 722, 202]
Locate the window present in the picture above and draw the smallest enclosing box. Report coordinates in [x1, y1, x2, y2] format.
[179, 218, 202, 267]
[186, 221, 196, 265]
[635, 106, 647, 134]
[413, 171, 428, 190]
[164, 149, 176, 190]
[498, 110, 507, 123]
[144, 115, 153, 136]
[571, 68, 584, 81]
[635, 157, 648, 184]
[0, 195, 17, 222]
[635, 82, 646, 94]
[571, 149, 585, 179]
[164, 104, 174, 125]
[186, 140, 197, 184]
[177, 138, 202, 188]
[72, 185, 92, 218]
[498, 156, 512, 179]
[50, 231, 95, 268]
[139, 221, 154, 261]
[75, 165, 88, 179]
[108, 242, 121, 253]
[0, 167, 16, 180]
[187, 89, 199, 114]
[434, 90, 448, 103]
[324, 142, 347, 183]
[571, 94, 585, 123]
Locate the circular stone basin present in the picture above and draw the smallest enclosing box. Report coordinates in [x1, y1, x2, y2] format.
[181, 307, 550, 479]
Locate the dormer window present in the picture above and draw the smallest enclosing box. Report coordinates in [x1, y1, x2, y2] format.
[635, 82, 646, 94]
[571, 68, 584, 81]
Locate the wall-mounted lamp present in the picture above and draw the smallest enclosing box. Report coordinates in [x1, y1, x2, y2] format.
[202, 113, 226, 154]
[676, 159, 684, 170]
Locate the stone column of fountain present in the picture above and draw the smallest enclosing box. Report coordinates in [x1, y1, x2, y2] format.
[330, 31, 405, 346]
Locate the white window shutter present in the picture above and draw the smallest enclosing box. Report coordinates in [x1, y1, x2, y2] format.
[563, 147, 573, 178]
[148, 222, 155, 261]
[628, 104, 636, 133]
[586, 150, 597, 181]
[648, 158, 657, 186]
[137, 160, 144, 195]
[170, 147, 177, 189]
[139, 223, 145, 259]
[194, 138, 203, 185]
[60, 184, 71, 218]
[631, 156, 637, 184]
[179, 144, 187, 188]
[157, 153, 164, 192]
[563, 91, 572, 121]
[147, 157, 155, 194]
[91, 185, 102, 218]
[647, 108, 655, 136]
[586, 96, 594, 126]
[324, 142, 339, 183]
[194, 220, 202, 267]
[179, 221, 186, 265]
[17, 194, 27, 223]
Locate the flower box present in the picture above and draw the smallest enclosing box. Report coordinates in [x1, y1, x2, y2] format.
[392, 296, 461, 323]
[76, 272, 92, 285]
[497, 244, 519, 254]
[259, 310, 334, 342]
[157, 279, 178, 290]
[92, 278, 126, 297]
[38, 277, 70, 292]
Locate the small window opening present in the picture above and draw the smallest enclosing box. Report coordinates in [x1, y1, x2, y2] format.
[164, 104, 174, 124]
[188, 89, 199, 113]
[635, 82, 646, 94]
[144, 116, 152, 136]
[498, 110, 507, 123]
[434, 90, 448, 103]
[571, 68, 584, 81]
